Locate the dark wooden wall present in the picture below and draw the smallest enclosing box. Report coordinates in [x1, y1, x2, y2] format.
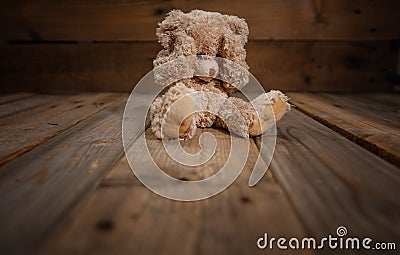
[0, 0, 399, 93]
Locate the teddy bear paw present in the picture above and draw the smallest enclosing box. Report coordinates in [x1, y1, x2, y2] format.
[248, 90, 290, 136]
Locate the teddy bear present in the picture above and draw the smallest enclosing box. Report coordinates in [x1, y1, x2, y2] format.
[149, 9, 290, 139]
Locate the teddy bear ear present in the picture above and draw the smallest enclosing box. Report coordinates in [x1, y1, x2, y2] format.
[225, 15, 249, 42]
[156, 10, 187, 49]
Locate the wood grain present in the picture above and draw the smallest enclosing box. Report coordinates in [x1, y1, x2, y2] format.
[255, 109, 400, 241]
[0, 97, 127, 255]
[39, 128, 310, 255]
[288, 93, 400, 167]
[0, 41, 395, 93]
[0, 93, 125, 166]
[0, 0, 399, 41]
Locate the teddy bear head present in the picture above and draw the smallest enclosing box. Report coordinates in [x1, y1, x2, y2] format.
[153, 10, 250, 92]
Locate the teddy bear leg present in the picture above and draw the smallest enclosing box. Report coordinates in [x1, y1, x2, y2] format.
[248, 90, 290, 136]
[214, 90, 290, 137]
[149, 82, 197, 139]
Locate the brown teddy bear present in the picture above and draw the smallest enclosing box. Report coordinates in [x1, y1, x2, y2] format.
[149, 9, 289, 139]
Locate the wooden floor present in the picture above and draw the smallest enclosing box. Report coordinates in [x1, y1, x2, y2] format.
[0, 92, 399, 255]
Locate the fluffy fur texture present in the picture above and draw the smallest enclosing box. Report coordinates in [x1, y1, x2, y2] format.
[149, 10, 290, 139]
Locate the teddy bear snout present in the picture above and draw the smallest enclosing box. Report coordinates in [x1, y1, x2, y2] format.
[193, 56, 219, 82]
[209, 68, 216, 76]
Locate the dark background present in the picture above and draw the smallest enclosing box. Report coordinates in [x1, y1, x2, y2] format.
[0, 0, 399, 93]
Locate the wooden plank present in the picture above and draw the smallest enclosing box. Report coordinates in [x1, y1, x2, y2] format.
[39, 128, 310, 255]
[0, 94, 59, 118]
[337, 93, 400, 123]
[247, 41, 396, 92]
[288, 93, 400, 167]
[323, 93, 400, 127]
[0, 93, 34, 104]
[0, 43, 159, 93]
[355, 93, 400, 106]
[0, 41, 395, 93]
[0, 97, 127, 255]
[0, 0, 399, 41]
[144, 128, 229, 181]
[0, 93, 125, 166]
[255, 109, 400, 241]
